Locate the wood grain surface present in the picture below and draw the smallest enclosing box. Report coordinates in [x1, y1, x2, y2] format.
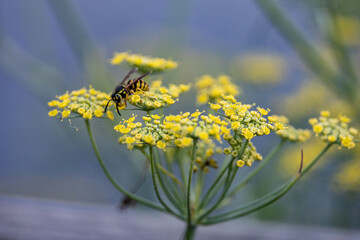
[0, 195, 359, 240]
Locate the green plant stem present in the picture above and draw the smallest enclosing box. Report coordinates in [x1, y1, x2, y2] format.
[84, 120, 164, 212]
[200, 144, 333, 225]
[159, 150, 186, 208]
[153, 150, 185, 213]
[197, 164, 239, 222]
[140, 146, 185, 212]
[157, 164, 183, 187]
[228, 139, 287, 197]
[177, 148, 187, 188]
[194, 170, 205, 207]
[186, 140, 198, 226]
[149, 146, 184, 220]
[184, 223, 197, 240]
[155, 162, 185, 213]
[254, 0, 345, 98]
[201, 176, 297, 225]
[326, 0, 358, 84]
[256, 0, 360, 112]
[197, 140, 248, 222]
[156, 163, 186, 212]
[301, 143, 333, 176]
[197, 156, 235, 210]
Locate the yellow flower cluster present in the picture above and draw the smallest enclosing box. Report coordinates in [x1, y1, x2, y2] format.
[194, 140, 222, 173]
[114, 111, 229, 150]
[334, 158, 360, 192]
[110, 51, 178, 73]
[309, 111, 358, 149]
[48, 86, 114, 120]
[195, 74, 240, 104]
[210, 96, 285, 141]
[223, 134, 262, 168]
[272, 115, 312, 142]
[232, 53, 285, 84]
[127, 80, 191, 111]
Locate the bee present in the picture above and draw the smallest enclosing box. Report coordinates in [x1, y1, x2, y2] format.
[104, 68, 151, 116]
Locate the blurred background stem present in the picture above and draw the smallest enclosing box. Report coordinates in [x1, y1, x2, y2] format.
[255, 0, 360, 112]
[47, 0, 113, 89]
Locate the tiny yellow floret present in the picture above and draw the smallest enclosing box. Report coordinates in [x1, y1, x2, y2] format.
[48, 109, 58, 117]
[320, 110, 330, 117]
[94, 109, 103, 117]
[236, 160, 245, 167]
[308, 118, 318, 125]
[339, 114, 351, 123]
[313, 124, 323, 133]
[156, 141, 166, 149]
[143, 116, 151, 122]
[107, 111, 114, 120]
[62, 110, 71, 118]
[327, 135, 337, 142]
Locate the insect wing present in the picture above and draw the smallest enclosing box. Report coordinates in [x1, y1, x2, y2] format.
[120, 68, 138, 86]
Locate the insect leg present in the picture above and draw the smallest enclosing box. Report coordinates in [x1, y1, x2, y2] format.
[116, 104, 122, 116]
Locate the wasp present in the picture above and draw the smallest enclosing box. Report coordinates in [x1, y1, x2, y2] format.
[104, 68, 151, 116]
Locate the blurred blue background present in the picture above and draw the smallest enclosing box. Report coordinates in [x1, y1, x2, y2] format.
[1, 0, 360, 229]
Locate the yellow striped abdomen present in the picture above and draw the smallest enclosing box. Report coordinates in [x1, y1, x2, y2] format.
[129, 79, 149, 92]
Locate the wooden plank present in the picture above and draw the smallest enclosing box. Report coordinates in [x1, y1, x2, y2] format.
[0, 196, 359, 240]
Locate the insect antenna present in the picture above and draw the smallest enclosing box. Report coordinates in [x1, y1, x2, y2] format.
[104, 99, 112, 113]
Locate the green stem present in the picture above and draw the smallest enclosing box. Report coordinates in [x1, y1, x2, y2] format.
[254, 0, 346, 98]
[197, 164, 238, 222]
[200, 144, 333, 224]
[197, 156, 234, 210]
[179, 151, 187, 186]
[155, 163, 185, 213]
[157, 163, 186, 212]
[194, 170, 205, 207]
[159, 149, 186, 208]
[149, 146, 185, 220]
[183, 223, 197, 240]
[228, 139, 286, 197]
[187, 140, 198, 226]
[197, 140, 248, 222]
[141, 147, 185, 212]
[157, 164, 183, 187]
[325, 0, 358, 84]
[201, 176, 298, 225]
[301, 143, 333, 176]
[84, 120, 164, 212]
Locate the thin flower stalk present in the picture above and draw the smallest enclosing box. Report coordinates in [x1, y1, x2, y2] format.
[201, 144, 332, 224]
[155, 163, 185, 214]
[84, 120, 164, 212]
[149, 146, 184, 219]
[187, 140, 198, 226]
[227, 139, 287, 198]
[149, 146, 185, 220]
[196, 140, 249, 222]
